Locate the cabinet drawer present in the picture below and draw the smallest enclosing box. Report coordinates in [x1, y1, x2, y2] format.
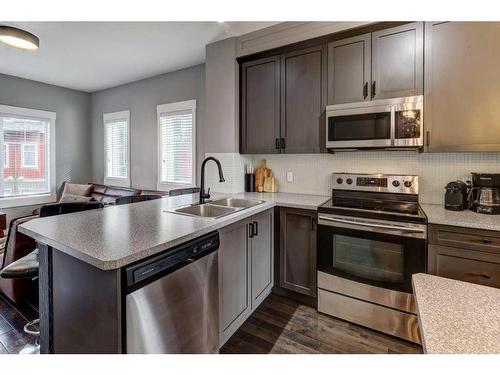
[429, 224, 500, 256]
[435, 253, 500, 288]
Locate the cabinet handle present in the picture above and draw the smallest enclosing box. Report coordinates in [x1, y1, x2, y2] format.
[275, 138, 280, 150]
[253, 221, 258, 236]
[363, 82, 368, 99]
[371, 81, 376, 99]
[467, 272, 492, 280]
[479, 238, 493, 244]
[311, 217, 316, 231]
[280, 138, 286, 149]
[248, 223, 254, 238]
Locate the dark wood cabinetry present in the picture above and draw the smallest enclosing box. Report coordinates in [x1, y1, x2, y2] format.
[327, 33, 371, 104]
[239, 22, 425, 154]
[428, 224, 500, 289]
[327, 23, 422, 104]
[281, 45, 327, 153]
[371, 22, 423, 100]
[279, 207, 317, 297]
[240, 56, 281, 154]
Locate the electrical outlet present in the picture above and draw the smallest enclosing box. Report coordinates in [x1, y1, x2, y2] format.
[286, 171, 294, 183]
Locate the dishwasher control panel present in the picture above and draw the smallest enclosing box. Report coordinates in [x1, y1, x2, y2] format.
[125, 231, 219, 289]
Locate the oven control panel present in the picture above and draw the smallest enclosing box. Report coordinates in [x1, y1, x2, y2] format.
[332, 173, 418, 194]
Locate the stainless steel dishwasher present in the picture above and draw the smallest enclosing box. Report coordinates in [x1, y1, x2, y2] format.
[125, 231, 219, 353]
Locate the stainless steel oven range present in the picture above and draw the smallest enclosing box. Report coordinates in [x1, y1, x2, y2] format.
[317, 173, 427, 344]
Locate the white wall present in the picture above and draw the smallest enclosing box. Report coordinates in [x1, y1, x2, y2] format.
[244, 152, 500, 204]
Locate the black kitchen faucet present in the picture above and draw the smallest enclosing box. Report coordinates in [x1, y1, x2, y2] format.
[199, 157, 225, 204]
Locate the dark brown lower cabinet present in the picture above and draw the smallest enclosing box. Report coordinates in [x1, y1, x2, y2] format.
[279, 207, 317, 297]
[428, 224, 500, 288]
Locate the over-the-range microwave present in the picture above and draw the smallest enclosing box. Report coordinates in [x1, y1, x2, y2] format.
[325, 95, 423, 151]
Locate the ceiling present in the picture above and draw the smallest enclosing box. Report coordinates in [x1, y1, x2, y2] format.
[0, 22, 279, 92]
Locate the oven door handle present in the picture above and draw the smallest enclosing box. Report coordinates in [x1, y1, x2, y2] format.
[318, 215, 426, 233]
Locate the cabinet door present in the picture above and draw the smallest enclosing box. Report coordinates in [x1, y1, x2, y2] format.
[240, 56, 281, 154]
[279, 208, 317, 296]
[428, 244, 500, 289]
[371, 22, 423, 100]
[218, 218, 251, 346]
[280, 45, 326, 153]
[250, 209, 273, 309]
[328, 33, 371, 104]
[425, 22, 500, 152]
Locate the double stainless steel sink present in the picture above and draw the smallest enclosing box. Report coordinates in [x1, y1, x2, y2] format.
[169, 197, 265, 219]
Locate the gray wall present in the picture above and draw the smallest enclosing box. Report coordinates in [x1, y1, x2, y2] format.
[205, 37, 239, 153]
[0, 73, 91, 221]
[90, 64, 206, 190]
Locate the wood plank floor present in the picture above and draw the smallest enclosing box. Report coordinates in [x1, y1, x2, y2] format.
[221, 293, 423, 354]
[0, 294, 38, 354]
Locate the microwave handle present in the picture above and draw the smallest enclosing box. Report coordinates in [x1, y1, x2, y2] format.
[318, 215, 426, 233]
[390, 106, 396, 145]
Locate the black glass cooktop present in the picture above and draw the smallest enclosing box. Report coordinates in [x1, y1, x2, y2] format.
[318, 190, 427, 224]
[330, 197, 420, 216]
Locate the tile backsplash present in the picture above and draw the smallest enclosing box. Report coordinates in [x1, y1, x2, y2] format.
[206, 151, 500, 205]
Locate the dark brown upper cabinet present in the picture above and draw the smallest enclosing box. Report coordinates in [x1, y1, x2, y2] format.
[240, 22, 424, 154]
[240, 56, 281, 154]
[424, 22, 500, 152]
[371, 22, 423, 100]
[281, 45, 327, 153]
[327, 22, 423, 104]
[328, 34, 371, 104]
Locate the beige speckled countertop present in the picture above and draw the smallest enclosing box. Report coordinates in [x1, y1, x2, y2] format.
[412, 273, 500, 354]
[421, 203, 500, 231]
[18, 192, 328, 270]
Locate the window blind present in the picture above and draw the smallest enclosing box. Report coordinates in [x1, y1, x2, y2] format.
[159, 109, 194, 185]
[0, 114, 50, 198]
[104, 118, 129, 180]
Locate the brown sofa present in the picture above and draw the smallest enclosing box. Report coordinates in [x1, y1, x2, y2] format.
[0, 182, 168, 304]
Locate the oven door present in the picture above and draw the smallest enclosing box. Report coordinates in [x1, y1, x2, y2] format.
[317, 214, 426, 294]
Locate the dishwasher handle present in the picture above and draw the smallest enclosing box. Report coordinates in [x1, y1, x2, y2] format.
[125, 231, 219, 290]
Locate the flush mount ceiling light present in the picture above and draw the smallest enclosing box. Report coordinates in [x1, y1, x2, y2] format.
[0, 26, 39, 50]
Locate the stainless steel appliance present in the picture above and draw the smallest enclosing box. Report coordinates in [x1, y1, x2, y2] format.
[317, 173, 427, 344]
[125, 231, 219, 353]
[468, 173, 500, 214]
[444, 180, 469, 211]
[325, 96, 423, 150]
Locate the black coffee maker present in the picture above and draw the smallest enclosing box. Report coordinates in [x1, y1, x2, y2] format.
[445, 181, 469, 211]
[468, 173, 500, 214]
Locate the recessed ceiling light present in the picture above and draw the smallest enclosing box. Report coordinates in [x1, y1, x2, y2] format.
[0, 26, 39, 51]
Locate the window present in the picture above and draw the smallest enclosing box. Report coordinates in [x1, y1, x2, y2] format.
[0, 104, 56, 208]
[157, 100, 196, 190]
[3, 144, 8, 168]
[22, 144, 38, 168]
[103, 110, 130, 187]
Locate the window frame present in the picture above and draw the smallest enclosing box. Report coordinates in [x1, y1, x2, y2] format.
[21, 143, 38, 169]
[0, 104, 56, 209]
[156, 100, 197, 191]
[103, 110, 131, 188]
[3, 143, 8, 168]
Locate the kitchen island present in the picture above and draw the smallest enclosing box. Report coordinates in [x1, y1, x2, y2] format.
[18, 191, 328, 353]
[412, 273, 500, 354]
